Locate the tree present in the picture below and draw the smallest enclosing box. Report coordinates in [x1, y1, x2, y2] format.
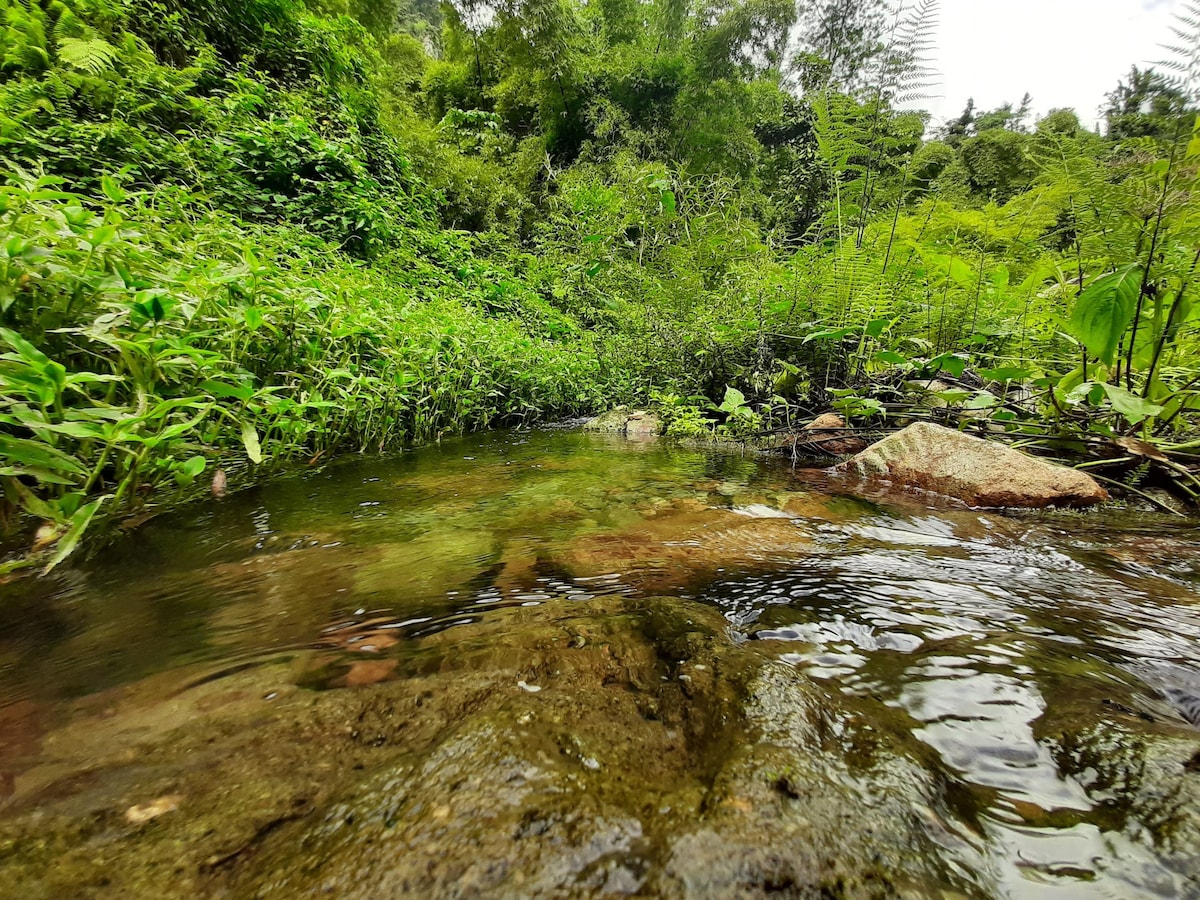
[957, 128, 1033, 202]
[941, 98, 974, 147]
[1036, 107, 1081, 136]
[694, 0, 797, 81]
[973, 93, 1032, 133]
[793, 0, 886, 90]
[1104, 66, 1191, 141]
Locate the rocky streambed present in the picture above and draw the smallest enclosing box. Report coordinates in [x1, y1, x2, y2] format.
[6, 592, 1199, 899]
[1, 428, 1199, 897]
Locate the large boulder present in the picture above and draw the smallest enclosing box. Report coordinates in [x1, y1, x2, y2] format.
[831, 421, 1107, 508]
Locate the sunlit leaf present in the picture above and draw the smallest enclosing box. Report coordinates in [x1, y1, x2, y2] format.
[1100, 384, 1163, 425]
[1067, 265, 1142, 366]
[241, 421, 263, 464]
[718, 386, 747, 414]
[43, 497, 106, 574]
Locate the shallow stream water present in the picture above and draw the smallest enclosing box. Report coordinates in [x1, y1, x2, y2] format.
[2, 428, 1200, 898]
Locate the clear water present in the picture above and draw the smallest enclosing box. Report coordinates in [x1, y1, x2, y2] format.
[3, 427, 1200, 896]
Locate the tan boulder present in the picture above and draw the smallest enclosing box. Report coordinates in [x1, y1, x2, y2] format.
[808, 412, 846, 429]
[831, 421, 1107, 508]
[803, 412, 868, 455]
[780, 412, 867, 456]
[625, 410, 663, 435]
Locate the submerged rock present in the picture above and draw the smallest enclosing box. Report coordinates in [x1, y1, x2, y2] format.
[0, 596, 977, 898]
[832, 421, 1108, 508]
[583, 408, 663, 436]
[550, 498, 817, 591]
[2, 588, 1199, 897]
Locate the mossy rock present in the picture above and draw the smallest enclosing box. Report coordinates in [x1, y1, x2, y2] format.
[582, 408, 663, 436]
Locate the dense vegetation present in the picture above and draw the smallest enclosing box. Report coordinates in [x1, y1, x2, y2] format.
[3, 0, 1200, 569]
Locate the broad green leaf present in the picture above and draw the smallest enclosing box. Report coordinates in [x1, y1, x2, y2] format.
[865, 318, 888, 338]
[9, 481, 59, 520]
[718, 386, 747, 414]
[946, 257, 974, 286]
[924, 352, 967, 378]
[0, 327, 51, 368]
[89, 225, 118, 246]
[832, 395, 885, 417]
[200, 380, 254, 401]
[1100, 384, 1163, 425]
[175, 455, 207, 486]
[804, 326, 856, 343]
[241, 421, 263, 464]
[57, 493, 84, 518]
[34, 421, 106, 440]
[142, 407, 212, 446]
[1063, 381, 1095, 406]
[965, 391, 1000, 410]
[0, 466, 76, 485]
[1055, 367, 1086, 398]
[1067, 265, 1142, 366]
[101, 175, 126, 203]
[927, 252, 974, 286]
[932, 389, 972, 404]
[940, 355, 967, 378]
[181, 456, 207, 478]
[64, 372, 124, 389]
[0, 435, 85, 476]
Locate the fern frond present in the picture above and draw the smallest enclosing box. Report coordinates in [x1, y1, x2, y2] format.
[888, 0, 941, 103]
[56, 36, 119, 74]
[1158, 0, 1200, 101]
[2, 1, 51, 74]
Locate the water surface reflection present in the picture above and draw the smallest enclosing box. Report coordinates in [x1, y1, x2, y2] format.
[2, 428, 1199, 896]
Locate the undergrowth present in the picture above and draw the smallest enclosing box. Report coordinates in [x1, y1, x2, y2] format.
[4, 0, 1200, 569]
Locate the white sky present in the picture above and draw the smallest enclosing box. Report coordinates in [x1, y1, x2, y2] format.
[920, 0, 1185, 129]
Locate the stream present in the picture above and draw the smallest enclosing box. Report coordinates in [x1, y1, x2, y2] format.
[2, 427, 1199, 898]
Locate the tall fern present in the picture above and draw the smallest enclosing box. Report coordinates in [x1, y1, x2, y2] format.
[1, 0, 51, 74]
[1159, 0, 1200, 102]
[56, 35, 119, 74]
[854, 0, 940, 248]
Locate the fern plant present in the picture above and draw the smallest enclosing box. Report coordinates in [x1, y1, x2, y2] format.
[56, 36, 119, 73]
[1, 0, 51, 74]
